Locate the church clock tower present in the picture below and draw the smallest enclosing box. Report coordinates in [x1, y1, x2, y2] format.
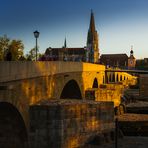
[87, 10, 99, 63]
[128, 46, 136, 69]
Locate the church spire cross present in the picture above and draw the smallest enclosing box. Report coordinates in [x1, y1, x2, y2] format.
[131, 45, 133, 50]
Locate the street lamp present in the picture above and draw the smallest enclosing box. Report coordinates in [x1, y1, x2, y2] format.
[33, 30, 40, 61]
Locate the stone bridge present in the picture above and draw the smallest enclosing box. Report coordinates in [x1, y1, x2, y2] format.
[0, 61, 137, 148]
[106, 69, 137, 84]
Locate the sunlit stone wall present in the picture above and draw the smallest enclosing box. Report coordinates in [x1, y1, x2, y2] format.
[0, 61, 105, 83]
[29, 100, 114, 148]
[97, 84, 124, 107]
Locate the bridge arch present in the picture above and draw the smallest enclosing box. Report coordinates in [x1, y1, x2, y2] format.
[116, 74, 119, 82]
[112, 73, 115, 82]
[0, 102, 28, 148]
[120, 75, 122, 81]
[124, 76, 126, 80]
[60, 79, 82, 99]
[109, 74, 112, 82]
[92, 78, 98, 88]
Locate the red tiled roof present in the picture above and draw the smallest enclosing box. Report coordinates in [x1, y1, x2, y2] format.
[50, 48, 85, 51]
[101, 53, 128, 58]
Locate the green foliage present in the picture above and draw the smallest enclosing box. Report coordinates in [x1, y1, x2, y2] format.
[26, 48, 36, 61]
[0, 35, 24, 61]
[25, 47, 41, 61]
[9, 40, 24, 60]
[0, 35, 10, 60]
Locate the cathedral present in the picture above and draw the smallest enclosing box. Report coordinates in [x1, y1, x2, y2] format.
[42, 11, 100, 63]
[41, 11, 136, 69]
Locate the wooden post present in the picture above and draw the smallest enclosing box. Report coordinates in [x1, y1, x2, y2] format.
[115, 118, 118, 148]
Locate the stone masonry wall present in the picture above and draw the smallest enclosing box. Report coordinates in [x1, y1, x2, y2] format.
[29, 100, 114, 148]
[140, 74, 148, 100]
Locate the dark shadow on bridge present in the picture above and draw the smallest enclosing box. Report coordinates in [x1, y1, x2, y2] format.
[120, 75, 122, 81]
[92, 78, 98, 88]
[109, 74, 112, 82]
[60, 79, 82, 99]
[112, 73, 115, 82]
[0, 102, 28, 148]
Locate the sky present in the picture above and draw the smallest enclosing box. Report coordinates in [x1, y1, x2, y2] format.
[0, 0, 148, 58]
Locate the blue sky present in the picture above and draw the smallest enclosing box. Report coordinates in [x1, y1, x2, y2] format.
[0, 0, 148, 58]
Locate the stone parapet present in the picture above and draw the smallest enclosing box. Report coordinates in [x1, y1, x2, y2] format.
[0, 61, 105, 83]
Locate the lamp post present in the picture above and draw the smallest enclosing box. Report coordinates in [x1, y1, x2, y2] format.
[33, 30, 40, 61]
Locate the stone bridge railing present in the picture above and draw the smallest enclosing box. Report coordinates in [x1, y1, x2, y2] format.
[0, 61, 105, 83]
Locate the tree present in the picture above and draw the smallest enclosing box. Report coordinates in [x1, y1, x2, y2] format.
[26, 48, 36, 61]
[0, 35, 10, 60]
[9, 40, 24, 60]
[25, 47, 42, 61]
[0, 35, 24, 61]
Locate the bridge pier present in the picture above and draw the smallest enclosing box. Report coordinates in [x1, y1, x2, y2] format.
[29, 100, 114, 148]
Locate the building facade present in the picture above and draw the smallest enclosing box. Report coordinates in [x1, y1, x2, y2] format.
[44, 47, 86, 62]
[100, 54, 128, 68]
[136, 58, 148, 70]
[100, 49, 136, 69]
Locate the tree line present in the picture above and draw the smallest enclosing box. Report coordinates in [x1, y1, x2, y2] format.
[0, 35, 42, 61]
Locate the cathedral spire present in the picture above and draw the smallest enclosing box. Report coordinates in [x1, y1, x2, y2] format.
[89, 9, 96, 33]
[87, 10, 99, 63]
[64, 37, 67, 48]
[87, 10, 97, 44]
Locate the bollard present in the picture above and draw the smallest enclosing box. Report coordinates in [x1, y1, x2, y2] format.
[115, 118, 118, 148]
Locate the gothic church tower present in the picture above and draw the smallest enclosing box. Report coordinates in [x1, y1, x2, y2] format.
[87, 10, 99, 63]
[128, 46, 136, 69]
